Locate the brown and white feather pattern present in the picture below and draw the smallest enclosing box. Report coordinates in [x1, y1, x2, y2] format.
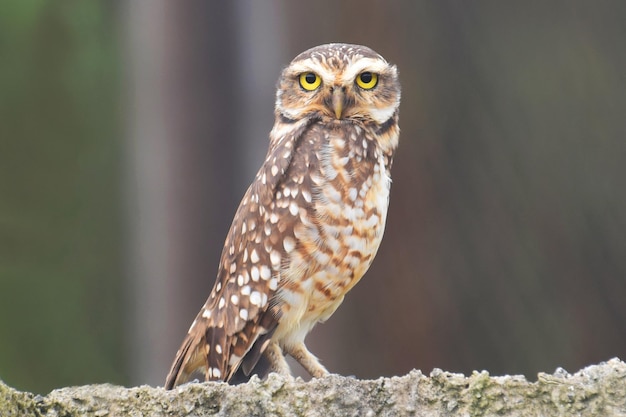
[165, 43, 400, 388]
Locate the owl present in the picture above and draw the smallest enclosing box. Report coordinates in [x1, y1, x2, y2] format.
[165, 43, 400, 388]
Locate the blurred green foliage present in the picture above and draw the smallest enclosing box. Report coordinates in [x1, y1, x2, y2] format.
[0, 1, 125, 393]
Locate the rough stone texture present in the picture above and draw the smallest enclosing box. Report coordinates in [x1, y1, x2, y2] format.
[1, 358, 625, 416]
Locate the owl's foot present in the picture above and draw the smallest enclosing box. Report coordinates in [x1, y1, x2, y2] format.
[264, 341, 293, 377]
[284, 342, 329, 379]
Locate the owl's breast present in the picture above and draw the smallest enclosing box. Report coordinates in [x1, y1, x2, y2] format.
[291, 128, 391, 302]
[271, 125, 394, 344]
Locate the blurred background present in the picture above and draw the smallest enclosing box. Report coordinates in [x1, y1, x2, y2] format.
[0, 0, 624, 394]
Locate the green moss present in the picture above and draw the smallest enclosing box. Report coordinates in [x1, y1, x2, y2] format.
[0, 380, 38, 417]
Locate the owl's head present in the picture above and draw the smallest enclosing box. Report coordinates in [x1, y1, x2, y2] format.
[275, 43, 400, 126]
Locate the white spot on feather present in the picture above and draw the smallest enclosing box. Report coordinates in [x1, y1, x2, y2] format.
[251, 266, 260, 281]
[270, 250, 281, 267]
[250, 291, 262, 306]
[260, 265, 271, 280]
[348, 187, 357, 201]
[283, 236, 296, 253]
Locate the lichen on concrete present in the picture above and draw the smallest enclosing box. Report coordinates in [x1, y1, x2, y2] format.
[1, 358, 625, 416]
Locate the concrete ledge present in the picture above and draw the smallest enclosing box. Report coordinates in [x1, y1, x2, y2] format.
[2, 358, 625, 416]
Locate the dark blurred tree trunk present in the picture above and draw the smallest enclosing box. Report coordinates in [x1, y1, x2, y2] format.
[124, 1, 241, 385]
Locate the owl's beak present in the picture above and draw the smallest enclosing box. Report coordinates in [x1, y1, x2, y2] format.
[331, 88, 344, 119]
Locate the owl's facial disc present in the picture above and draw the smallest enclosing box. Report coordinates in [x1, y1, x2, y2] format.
[276, 45, 399, 124]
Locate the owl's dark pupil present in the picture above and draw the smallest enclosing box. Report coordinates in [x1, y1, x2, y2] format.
[360, 72, 372, 83]
[305, 73, 316, 84]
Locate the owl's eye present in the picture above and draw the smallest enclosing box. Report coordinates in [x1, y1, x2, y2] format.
[299, 72, 321, 91]
[356, 72, 378, 89]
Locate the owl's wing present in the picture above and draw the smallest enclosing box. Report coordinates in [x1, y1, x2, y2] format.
[165, 118, 317, 388]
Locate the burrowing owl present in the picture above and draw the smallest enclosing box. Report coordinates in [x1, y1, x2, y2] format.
[165, 43, 400, 388]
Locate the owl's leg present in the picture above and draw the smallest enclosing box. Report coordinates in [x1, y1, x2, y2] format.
[284, 342, 329, 378]
[264, 341, 292, 377]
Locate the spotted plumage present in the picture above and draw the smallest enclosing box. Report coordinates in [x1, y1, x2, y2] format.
[165, 43, 400, 388]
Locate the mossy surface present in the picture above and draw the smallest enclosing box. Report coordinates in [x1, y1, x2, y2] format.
[0, 380, 38, 417]
[1, 359, 625, 416]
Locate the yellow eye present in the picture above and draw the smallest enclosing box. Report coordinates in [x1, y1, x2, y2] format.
[356, 71, 378, 89]
[299, 72, 321, 91]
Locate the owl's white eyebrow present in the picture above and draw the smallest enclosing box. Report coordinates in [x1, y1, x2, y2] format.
[290, 58, 391, 87]
[289, 60, 335, 83]
[341, 58, 391, 83]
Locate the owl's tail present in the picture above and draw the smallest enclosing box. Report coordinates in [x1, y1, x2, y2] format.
[164, 330, 206, 389]
[165, 304, 280, 388]
[165, 313, 233, 389]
